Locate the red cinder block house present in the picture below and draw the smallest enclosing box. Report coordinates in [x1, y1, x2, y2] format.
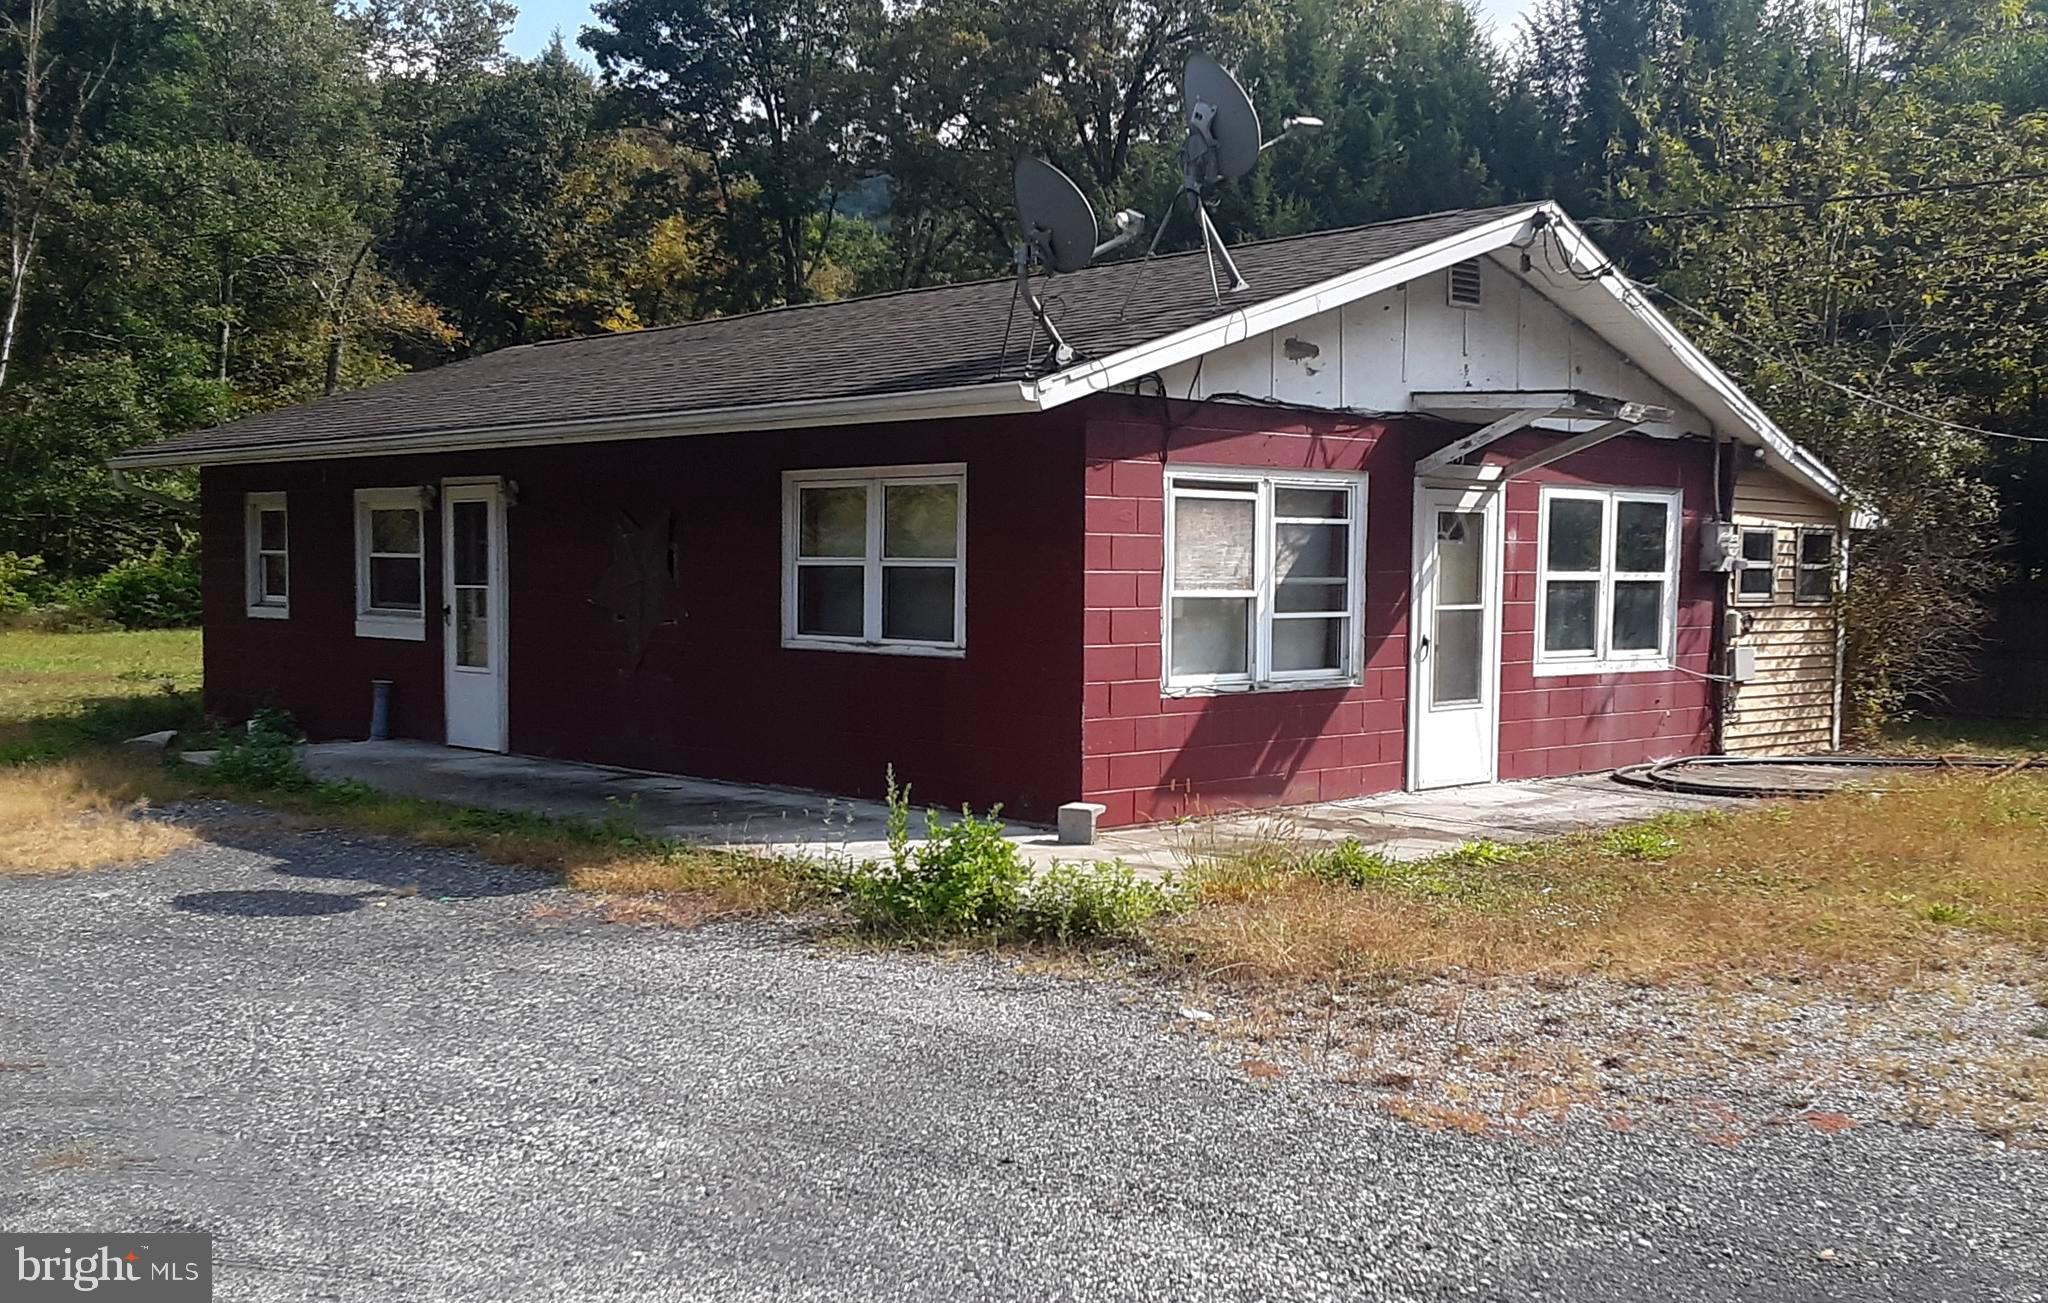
[112, 204, 1852, 829]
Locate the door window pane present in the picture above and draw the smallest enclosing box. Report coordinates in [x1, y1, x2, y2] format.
[883, 483, 958, 558]
[799, 486, 867, 557]
[455, 588, 489, 668]
[882, 566, 955, 642]
[1612, 580, 1665, 651]
[1275, 523, 1346, 581]
[1433, 607, 1482, 704]
[1436, 511, 1483, 606]
[1615, 500, 1669, 572]
[258, 509, 287, 552]
[1274, 618, 1345, 673]
[1169, 597, 1250, 676]
[1543, 580, 1597, 653]
[1173, 496, 1255, 589]
[369, 555, 422, 611]
[452, 500, 489, 586]
[370, 507, 420, 555]
[1545, 498, 1603, 571]
[797, 565, 863, 636]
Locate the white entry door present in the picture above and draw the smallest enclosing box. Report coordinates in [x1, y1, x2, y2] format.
[1409, 483, 1501, 789]
[442, 479, 508, 752]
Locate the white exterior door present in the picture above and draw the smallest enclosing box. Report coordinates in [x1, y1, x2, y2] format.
[1409, 482, 1501, 789]
[442, 479, 508, 752]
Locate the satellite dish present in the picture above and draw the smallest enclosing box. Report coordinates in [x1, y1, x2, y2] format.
[1183, 52, 1261, 184]
[1122, 50, 1323, 308]
[1007, 157, 1148, 370]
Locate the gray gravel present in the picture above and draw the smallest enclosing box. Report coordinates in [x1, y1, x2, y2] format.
[3, 814, 2044, 1302]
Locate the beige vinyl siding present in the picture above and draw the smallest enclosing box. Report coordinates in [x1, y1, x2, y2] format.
[1726, 467, 1841, 754]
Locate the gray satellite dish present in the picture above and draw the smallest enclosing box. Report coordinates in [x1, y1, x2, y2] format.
[1184, 52, 1261, 185]
[1125, 50, 1323, 307]
[1008, 157, 1146, 368]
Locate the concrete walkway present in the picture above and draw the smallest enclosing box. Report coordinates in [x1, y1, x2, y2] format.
[298, 741, 1742, 872]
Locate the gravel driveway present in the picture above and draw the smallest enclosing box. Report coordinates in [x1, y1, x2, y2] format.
[3, 815, 2043, 1302]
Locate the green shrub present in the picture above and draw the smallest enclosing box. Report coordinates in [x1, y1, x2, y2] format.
[87, 547, 201, 629]
[0, 552, 45, 613]
[841, 770, 1183, 942]
[1301, 837, 1405, 887]
[1598, 823, 1681, 861]
[207, 709, 310, 790]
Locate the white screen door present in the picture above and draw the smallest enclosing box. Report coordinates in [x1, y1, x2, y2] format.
[1409, 483, 1500, 789]
[442, 480, 508, 752]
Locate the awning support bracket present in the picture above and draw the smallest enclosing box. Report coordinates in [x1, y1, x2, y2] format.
[1497, 417, 1639, 480]
[1414, 407, 1558, 477]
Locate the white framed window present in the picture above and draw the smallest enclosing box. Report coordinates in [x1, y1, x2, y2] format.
[1735, 526, 1777, 604]
[1796, 527, 1836, 604]
[354, 487, 427, 640]
[782, 463, 965, 656]
[1535, 484, 1680, 675]
[244, 491, 289, 618]
[1163, 467, 1366, 692]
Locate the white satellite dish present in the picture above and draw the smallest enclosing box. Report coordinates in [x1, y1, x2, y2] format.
[1009, 157, 1146, 367]
[1128, 50, 1323, 305]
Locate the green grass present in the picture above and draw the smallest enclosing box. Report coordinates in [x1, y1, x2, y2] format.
[0, 627, 203, 763]
[1878, 715, 2048, 759]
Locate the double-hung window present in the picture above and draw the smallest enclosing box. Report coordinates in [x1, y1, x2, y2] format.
[1164, 469, 1365, 691]
[245, 492, 289, 618]
[1796, 527, 1836, 603]
[1735, 526, 1777, 604]
[783, 464, 965, 654]
[1536, 485, 1680, 673]
[354, 487, 427, 640]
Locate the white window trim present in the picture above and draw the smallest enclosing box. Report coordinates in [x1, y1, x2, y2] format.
[354, 486, 428, 641]
[1161, 466, 1367, 696]
[244, 491, 289, 619]
[1533, 484, 1682, 677]
[1734, 525, 1778, 606]
[1795, 526, 1837, 605]
[781, 463, 966, 658]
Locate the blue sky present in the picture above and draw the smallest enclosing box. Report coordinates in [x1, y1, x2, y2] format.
[505, 0, 1536, 60]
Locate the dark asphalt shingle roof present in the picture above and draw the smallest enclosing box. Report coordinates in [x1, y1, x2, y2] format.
[129, 204, 1532, 461]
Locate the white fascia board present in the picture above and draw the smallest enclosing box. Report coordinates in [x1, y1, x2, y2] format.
[108, 380, 1039, 470]
[1025, 206, 1547, 410]
[1535, 207, 1847, 506]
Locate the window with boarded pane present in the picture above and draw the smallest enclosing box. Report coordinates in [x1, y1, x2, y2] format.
[1795, 527, 1836, 604]
[354, 487, 427, 640]
[1535, 485, 1680, 673]
[784, 465, 964, 654]
[245, 492, 288, 618]
[1164, 469, 1364, 690]
[1736, 527, 1777, 604]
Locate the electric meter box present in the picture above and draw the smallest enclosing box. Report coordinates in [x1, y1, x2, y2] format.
[1699, 522, 1741, 573]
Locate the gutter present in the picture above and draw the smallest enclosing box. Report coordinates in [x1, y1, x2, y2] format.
[108, 380, 1039, 470]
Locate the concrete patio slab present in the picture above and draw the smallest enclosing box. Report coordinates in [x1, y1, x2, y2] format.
[296, 741, 1747, 873]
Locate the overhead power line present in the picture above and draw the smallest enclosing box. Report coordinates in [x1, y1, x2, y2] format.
[1581, 172, 2048, 227]
[1639, 283, 2048, 445]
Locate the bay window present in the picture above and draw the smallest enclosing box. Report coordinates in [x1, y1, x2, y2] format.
[1164, 469, 1365, 690]
[1535, 485, 1680, 673]
[783, 464, 965, 655]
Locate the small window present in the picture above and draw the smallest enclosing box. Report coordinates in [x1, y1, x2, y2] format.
[1796, 527, 1836, 603]
[1447, 259, 1483, 308]
[1735, 527, 1776, 604]
[355, 487, 427, 640]
[1536, 485, 1680, 673]
[245, 492, 289, 618]
[1164, 469, 1365, 691]
[783, 464, 964, 655]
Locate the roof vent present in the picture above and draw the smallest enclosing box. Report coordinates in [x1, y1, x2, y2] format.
[1447, 259, 1483, 309]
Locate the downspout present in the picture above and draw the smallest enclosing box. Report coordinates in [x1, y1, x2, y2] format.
[109, 465, 198, 518]
[1710, 432, 1730, 756]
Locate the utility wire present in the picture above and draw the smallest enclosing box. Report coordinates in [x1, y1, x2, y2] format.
[1640, 283, 2048, 445]
[1580, 171, 2048, 226]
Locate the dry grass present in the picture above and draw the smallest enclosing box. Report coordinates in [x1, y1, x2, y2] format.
[0, 757, 194, 874]
[1154, 772, 2048, 987]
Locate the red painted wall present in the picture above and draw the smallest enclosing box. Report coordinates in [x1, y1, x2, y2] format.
[1079, 395, 1716, 827]
[200, 411, 1086, 822]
